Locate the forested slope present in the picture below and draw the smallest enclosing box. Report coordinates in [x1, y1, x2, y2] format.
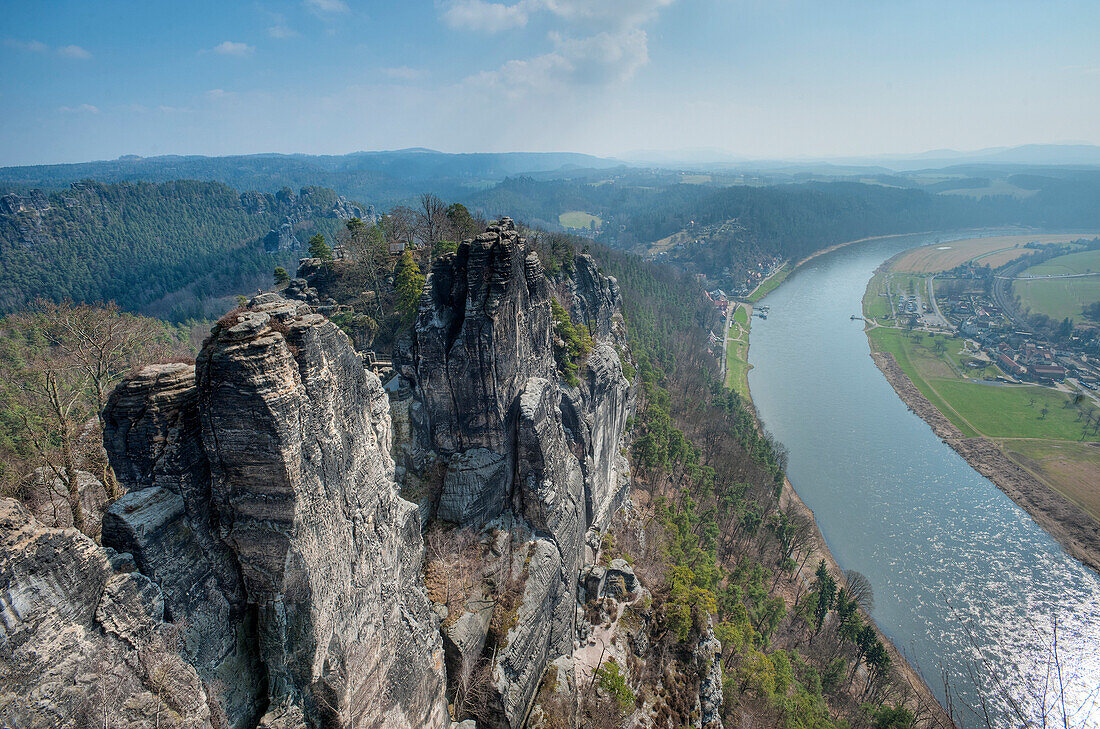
[0, 180, 360, 320]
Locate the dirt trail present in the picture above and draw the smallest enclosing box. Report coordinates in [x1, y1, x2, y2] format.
[871, 351, 1100, 574]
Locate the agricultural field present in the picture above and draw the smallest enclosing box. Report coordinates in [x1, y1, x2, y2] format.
[891, 233, 1095, 273]
[1013, 249, 1100, 323]
[558, 211, 602, 230]
[1004, 440, 1100, 523]
[867, 327, 1099, 442]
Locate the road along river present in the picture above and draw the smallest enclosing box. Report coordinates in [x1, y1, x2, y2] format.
[747, 232, 1100, 727]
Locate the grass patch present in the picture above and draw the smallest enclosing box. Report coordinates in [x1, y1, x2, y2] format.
[868, 328, 979, 438]
[1004, 440, 1100, 522]
[725, 306, 751, 398]
[559, 211, 602, 230]
[931, 380, 1097, 440]
[1013, 250, 1100, 323]
[747, 264, 791, 302]
[867, 327, 1099, 441]
[862, 271, 893, 321]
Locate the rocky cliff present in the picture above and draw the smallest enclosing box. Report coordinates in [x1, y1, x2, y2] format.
[0, 217, 636, 729]
[2, 296, 449, 729]
[395, 219, 635, 728]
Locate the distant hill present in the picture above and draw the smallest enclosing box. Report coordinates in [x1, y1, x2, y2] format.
[0, 149, 621, 208]
[0, 180, 363, 320]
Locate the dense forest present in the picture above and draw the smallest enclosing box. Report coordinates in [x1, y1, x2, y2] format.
[0, 180, 358, 320]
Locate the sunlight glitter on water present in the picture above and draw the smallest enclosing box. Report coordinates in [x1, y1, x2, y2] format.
[747, 231, 1100, 728]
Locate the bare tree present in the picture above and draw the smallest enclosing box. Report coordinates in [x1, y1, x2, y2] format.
[416, 193, 448, 251]
[842, 570, 875, 613]
[1, 301, 178, 521]
[384, 205, 417, 247]
[33, 299, 171, 419]
[340, 218, 390, 318]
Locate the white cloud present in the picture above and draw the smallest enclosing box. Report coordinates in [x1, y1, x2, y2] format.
[440, 0, 675, 32]
[466, 29, 648, 95]
[304, 0, 350, 14]
[382, 66, 428, 81]
[206, 89, 237, 99]
[57, 44, 92, 60]
[208, 41, 255, 56]
[539, 0, 675, 27]
[59, 104, 99, 114]
[6, 39, 93, 59]
[442, 0, 532, 32]
[268, 23, 299, 39]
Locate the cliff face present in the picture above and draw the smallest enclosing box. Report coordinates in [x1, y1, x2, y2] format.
[0, 217, 635, 729]
[396, 219, 635, 727]
[10, 295, 449, 729]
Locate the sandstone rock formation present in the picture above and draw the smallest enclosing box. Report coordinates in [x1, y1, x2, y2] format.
[90, 296, 448, 729]
[0, 498, 215, 729]
[396, 219, 635, 728]
[1, 216, 637, 729]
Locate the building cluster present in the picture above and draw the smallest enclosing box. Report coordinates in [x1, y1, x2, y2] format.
[703, 288, 731, 314]
[938, 289, 1100, 390]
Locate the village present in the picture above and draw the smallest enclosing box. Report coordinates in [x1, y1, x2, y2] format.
[879, 269, 1100, 401]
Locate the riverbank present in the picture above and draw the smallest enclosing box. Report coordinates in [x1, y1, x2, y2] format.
[780, 481, 956, 727]
[870, 350, 1100, 574]
[739, 244, 955, 726]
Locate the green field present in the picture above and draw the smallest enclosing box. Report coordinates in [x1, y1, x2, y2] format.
[559, 211, 602, 230]
[747, 265, 791, 302]
[1013, 249, 1100, 323]
[725, 305, 751, 397]
[867, 327, 1098, 441]
[862, 271, 893, 320]
[1022, 249, 1100, 276]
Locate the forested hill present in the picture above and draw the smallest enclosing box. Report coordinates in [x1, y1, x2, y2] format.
[464, 174, 1100, 285]
[0, 180, 362, 320]
[0, 150, 620, 208]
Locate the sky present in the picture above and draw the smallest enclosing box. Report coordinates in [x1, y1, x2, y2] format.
[1, 0, 1099, 166]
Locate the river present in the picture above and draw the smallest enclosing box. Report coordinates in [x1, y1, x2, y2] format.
[746, 232, 1100, 728]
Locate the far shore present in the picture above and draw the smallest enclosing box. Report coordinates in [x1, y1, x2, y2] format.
[869, 350, 1100, 574]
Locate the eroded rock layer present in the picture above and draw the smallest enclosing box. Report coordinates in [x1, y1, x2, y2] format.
[7, 296, 451, 729]
[396, 219, 635, 728]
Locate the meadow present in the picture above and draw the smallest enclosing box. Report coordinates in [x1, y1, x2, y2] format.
[1013, 249, 1100, 323]
[558, 211, 602, 230]
[891, 233, 1094, 273]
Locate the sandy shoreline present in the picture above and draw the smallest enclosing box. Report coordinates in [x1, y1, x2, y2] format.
[869, 351, 1100, 574]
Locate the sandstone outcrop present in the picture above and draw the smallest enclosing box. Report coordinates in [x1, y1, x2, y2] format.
[2, 215, 637, 729]
[396, 219, 635, 728]
[0, 498, 214, 729]
[93, 296, 449, 728]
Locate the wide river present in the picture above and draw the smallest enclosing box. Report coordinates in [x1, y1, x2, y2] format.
[746, 232, 1100, 728]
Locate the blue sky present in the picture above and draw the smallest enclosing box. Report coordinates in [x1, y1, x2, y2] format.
[1, 0, 1098, 165]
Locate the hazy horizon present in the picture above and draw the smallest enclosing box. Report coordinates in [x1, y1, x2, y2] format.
[2, 0, 1099, 166]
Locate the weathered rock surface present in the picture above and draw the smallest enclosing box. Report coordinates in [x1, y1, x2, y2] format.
[102, 361, 263, 728]
[94, 297, 448, 729]
[0, 498, 214, 729]
[26, 467, 108, 536]
[396, 220, 635, 728]
[196, 298, 447, 728]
